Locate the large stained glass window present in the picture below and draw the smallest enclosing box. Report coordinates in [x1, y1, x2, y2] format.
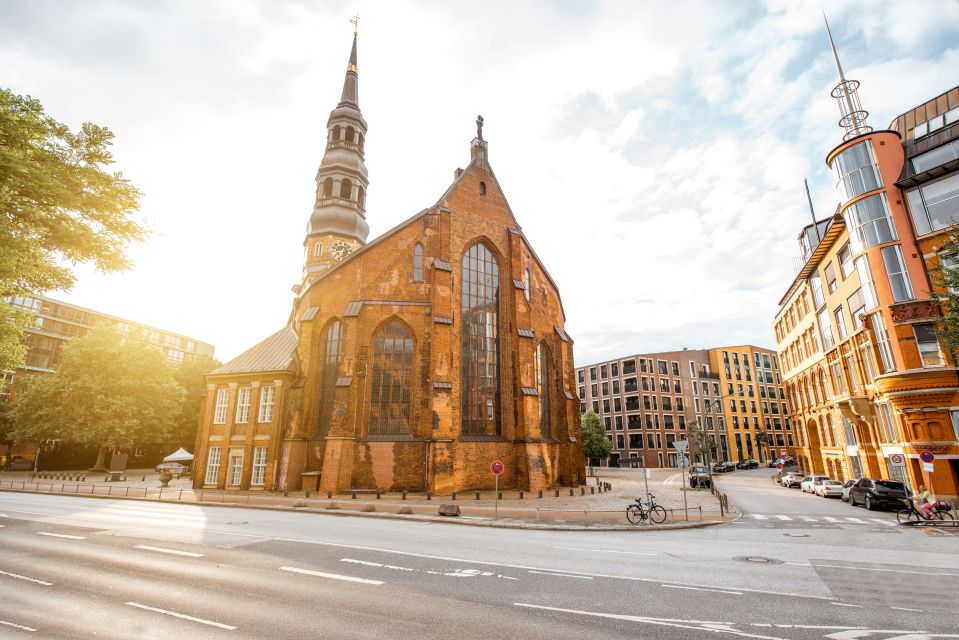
[318, 320, 342, 434]
[536, 343, 552, 439]
[461, 243, 500, 435]
[369, 320, 414, 435]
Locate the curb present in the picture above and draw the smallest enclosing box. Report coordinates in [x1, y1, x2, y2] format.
[0, 488, 733, 532]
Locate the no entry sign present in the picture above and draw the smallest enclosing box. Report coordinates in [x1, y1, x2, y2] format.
[920, 451, 935, 464]
[490, 460, 505, 476]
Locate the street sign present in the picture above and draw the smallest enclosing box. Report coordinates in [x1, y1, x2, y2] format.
[672, 440, 688, 453]
[490, 460, 504, 476]
[889, 453, 906, 467]
[920, 451, 935, 464]
[923, 462, 935, 473]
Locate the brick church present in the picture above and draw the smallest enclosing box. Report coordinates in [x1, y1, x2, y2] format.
[192, 34, 585, 494]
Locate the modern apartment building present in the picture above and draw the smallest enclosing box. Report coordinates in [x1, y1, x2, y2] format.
[575, 346, 792, 468]
[773, 25, 959, 502]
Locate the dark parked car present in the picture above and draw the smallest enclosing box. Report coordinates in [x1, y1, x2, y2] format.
[689, 466, 712, 488]
[848, 478, 907, 510]
[736, 459, 759, 470]
[712, 462, 735, 473]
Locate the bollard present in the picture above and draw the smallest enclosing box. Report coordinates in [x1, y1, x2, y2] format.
[554, 489, 560, 497]
[569, 488, 574, 496]
[351, 491, 357, 500]
[580, 487, 585, 496]
[590, 487, 595, 494]
[426, 492, 432, 501]
[538, 490, 543, 499]
[451, 491, 457, 501]
[475, 491, 480, 501]
[518, 491, 524, 500]
[402, 490, 407, 500]
[305, 490, 311, 498]
[497, 491, 502, 500]
[376, 491, 381, 500]
[142, 475, 146, 482]
[327, 491, 333, 499]
[283, 490, 289, 497]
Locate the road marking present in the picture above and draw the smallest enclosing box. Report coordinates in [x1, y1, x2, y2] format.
[514, 604, 789, 640]
[125, 602, 236, 630]
[0, 524, 5, 528]
[0, 619, 36, 632]
[890, 607, 922, 612]
[529, 571, 592, 579]
[0, 569, 52, 586]
[36, 531, 85, 540]
[775, 515, 793, 521]
[751, 514, 768, 520]
[799, 516, 817, 522]
[823, 517, 839, 522]
[810, 563, 959, 577]
[280, 566, 384, 585]
[869, 519, 894, 526]
[662, 584, 742, 595]
[553, 546, 656, 556]
[830, 602, 862, 608]
[135, 545, 203, 558]
[844, 517, 866, 524]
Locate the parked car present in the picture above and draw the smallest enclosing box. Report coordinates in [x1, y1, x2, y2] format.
[779, 471, 805, 487]
[155, 462, 188, 476]
[848, 478, 907, 510]
[815, 479, 845, 498]
[712, 462, 735, 473]
[840, 479, 856, 502]
[736, 459, 760, 470]
[800, 475, 831, 493]
[689, 466, 712, 488]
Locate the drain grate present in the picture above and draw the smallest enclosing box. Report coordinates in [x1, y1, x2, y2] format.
[733, 555, 784, 564]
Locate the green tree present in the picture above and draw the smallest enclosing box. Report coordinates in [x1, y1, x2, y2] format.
[753, 428, 771, 463]
[580, 410, 611, 476]
[0, 88, 144, 382]
[686, 418, 708, 465]
[10, 324, 182, 469]
[934, 229, 959, 357]
[171, 353, 220, 450]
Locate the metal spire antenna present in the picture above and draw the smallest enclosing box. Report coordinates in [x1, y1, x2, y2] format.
[350, 14, 360, 36]
[824, 14, 871, 141]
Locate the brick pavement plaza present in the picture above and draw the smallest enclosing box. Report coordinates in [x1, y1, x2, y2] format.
[0, 467, 731, 528]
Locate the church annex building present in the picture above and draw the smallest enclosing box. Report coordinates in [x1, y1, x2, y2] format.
[192, 35, 585, 494]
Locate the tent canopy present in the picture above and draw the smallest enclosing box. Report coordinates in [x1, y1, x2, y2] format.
[163, 448, 194, 463]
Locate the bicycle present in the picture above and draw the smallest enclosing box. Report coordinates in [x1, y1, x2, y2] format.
[626, 494, 667, 525]
[896, 498, 955, 524]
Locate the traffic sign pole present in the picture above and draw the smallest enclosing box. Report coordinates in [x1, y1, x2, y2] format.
[495, 474, 498, 521]
[490, 460, 505, 521]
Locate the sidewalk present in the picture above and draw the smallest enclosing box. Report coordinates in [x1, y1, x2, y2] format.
[0, 467, 736, 531]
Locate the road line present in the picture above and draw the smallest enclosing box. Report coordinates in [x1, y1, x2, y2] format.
[553, 546, 656, 556]
[125, 602, 236, 630]
[823, 516, 839, 522]
[751, 514, 768, 520]
[662, 584, 742, 595]
[799, 516, 816, 522]
[869, 519, 893, 526]
[0, 619, 36, 632]
[529, 571, 592, 579]
[890, 607, 922, 612]
[0, 524, 5, 527]
[0, 569, 52, 586]
[844, 517, 866, 523]
[36, 531, 85, 540]
[774, 515, 793, 521]
[135, 545, 203, 558]
[279, 566, 384, 585]
[830, 602, 862, 608]
[810, 563, 959, 577]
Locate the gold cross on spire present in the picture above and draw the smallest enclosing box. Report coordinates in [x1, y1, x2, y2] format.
[350, 14, 360, 36]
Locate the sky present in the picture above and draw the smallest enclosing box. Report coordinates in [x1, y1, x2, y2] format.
[2, 0, 958, 366]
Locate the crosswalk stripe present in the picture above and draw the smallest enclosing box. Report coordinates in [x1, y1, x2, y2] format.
[870, 518, 894, 526]
[751, 514, 768, 520]
[823, 517, 839, 522]
[800, 516, 817, 522]
[844, 517, 866, 523]
[775, 515, 793, 521]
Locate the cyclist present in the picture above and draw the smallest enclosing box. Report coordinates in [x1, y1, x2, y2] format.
[911, 484, 936, 519]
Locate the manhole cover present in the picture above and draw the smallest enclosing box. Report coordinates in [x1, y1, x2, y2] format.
[733, 556, 784, 564]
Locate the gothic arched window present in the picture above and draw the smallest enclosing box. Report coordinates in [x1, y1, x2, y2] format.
[412, 243, 423, 282]
[332, 125, 341, 142]
[523, 268, 531, 302]
[461, 243, 500, 435]
[318, 320, 343, 434]
[339, 179, 352, 200]
[369, 320, 414, 435]
[323, 178, 333, 198]
[479, 181, 487, 196]
[536, 342, 551, 439]
[346, 126, 356, 143]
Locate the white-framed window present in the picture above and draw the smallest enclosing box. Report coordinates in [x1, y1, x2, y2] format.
[213, 389, 229, 424]
[229, 455, 242, 486]
[951, 411, 959, 441]
[870, 312, 896, 373]
[914, 323, 943, 367]
[818, 308, 835, 350]
[845, 194, 897, 253]
[204, 447, 222, 485]
[412, 243, 423, 282]
[235, 387, 251, 423]
[838, 244, 855, 278]
[876, 402, 898, 443]
[810, 273, 824, 309]
[524, 268, 531, 302]
[258, 386, 275, 423]
[847, 288, 866, 330]
[911, 138, 959, 174]
[834, 140, 882, 202]
[314, 241, 323, 257]
[880, 245, 914, 302]
[906, 172, 959, 236]
[854, 255, 880, 310]
[834, 307, 848, 340]
[251, 446, 268, 486]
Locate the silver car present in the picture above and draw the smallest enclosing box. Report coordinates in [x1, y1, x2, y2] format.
[815, 479, 845, 498]
[841, 479, 857, 502]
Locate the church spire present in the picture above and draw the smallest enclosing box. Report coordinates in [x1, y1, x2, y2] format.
[824, 15, 871, 141]
[303, 26, 370, 276]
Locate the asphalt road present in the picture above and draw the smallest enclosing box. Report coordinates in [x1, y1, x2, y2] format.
[0, 471, 957, 639]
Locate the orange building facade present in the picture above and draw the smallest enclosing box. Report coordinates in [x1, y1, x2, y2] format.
[775, 80, 959, 502]
[192, 36, 585, 494]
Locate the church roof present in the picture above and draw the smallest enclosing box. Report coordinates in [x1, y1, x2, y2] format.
[212, 325, 298, 375]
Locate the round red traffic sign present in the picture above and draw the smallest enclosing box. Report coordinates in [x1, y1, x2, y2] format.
[490, 460, 505, 476]
[920, 451, 935, 463]
[889, 453, 905, 466]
